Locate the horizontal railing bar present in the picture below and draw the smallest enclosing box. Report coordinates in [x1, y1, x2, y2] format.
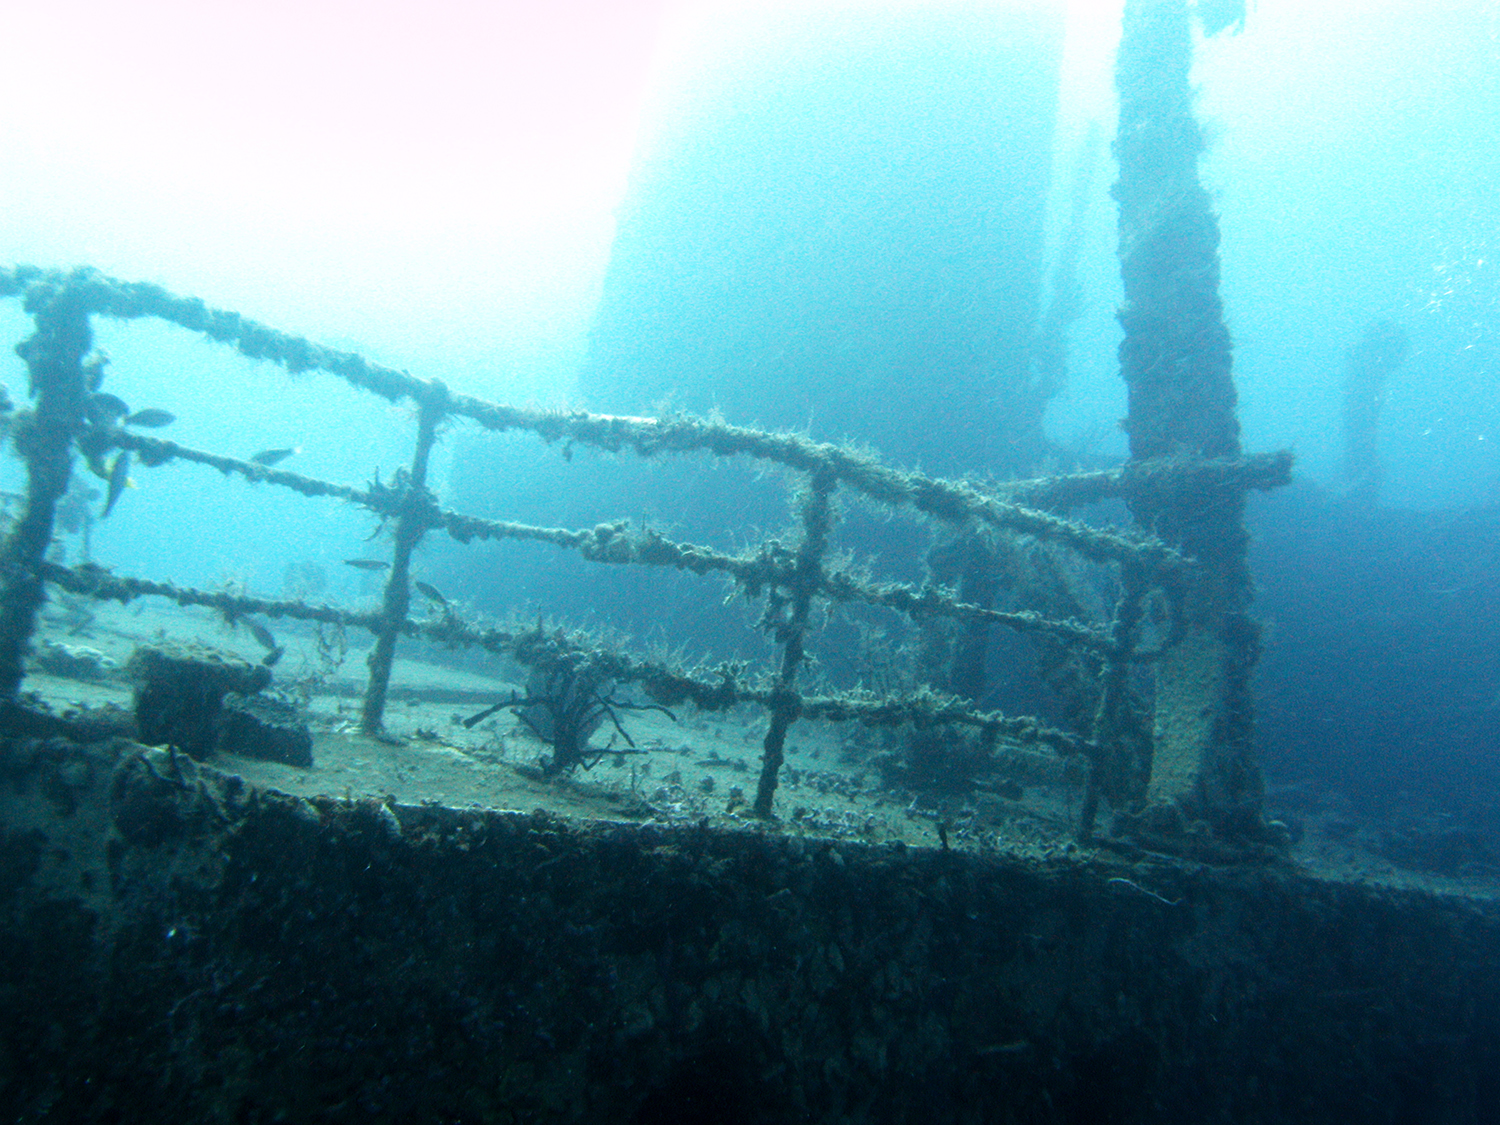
[418, 613, 1095, 760]
[104, 431, 1166, 645]
[817, 568, 1118, 654]
[797, 692, 1096, 760]
[3, 266, 1184, 568]
[112, 431, 380, 508]
[37, 559, 1095, 760]
[446, 402, 1187, 568]
[41, 561, 382, 632]
[993, 451, 1294, 510]
[0, 266, 423, 403]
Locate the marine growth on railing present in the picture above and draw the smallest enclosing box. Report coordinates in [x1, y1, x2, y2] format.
[0, 266, 1290, 827]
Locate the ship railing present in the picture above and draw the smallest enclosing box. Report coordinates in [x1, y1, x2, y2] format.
[0, 266, 1291, 826]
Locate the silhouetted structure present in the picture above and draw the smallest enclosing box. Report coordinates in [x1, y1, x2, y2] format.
[579, 4, 1064, 477]
[1340, 319, 1410, 504]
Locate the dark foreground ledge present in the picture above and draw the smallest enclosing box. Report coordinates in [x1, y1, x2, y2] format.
[2, 735, 1498, 1124]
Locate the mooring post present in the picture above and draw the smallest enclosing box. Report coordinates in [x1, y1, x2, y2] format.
[361, 381, 447, 735]
[752, 467, 835, 818]
[0, 281, 92, 702]
[1112, 0, 1271, 842]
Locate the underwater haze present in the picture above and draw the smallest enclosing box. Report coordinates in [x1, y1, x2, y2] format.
[2, 0, 1500, 829]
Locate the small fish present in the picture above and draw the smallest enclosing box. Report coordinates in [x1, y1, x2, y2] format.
[123, 408, 176, 428]
[462, 700, 508, 730]
[102, 451, 130, 518]
[343, 558, 389, 571]
[250, 447, 298, 467]
[245, 619, 278, 652]
[413, 580, 447, 607]
[1197, 0, 1246, 37]
[82, 350, 110, 393]
[260, 646, 285, 669]
[86, 392, 130, 424]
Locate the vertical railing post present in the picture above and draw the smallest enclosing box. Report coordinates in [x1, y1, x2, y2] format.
[1081, 559, 1156, 838]
[361, 380, 448, 735]
[0, 280, 92, 702]
[752, 466, 836, 818]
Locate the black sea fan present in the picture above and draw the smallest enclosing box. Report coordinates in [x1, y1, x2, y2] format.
[465, 653, 673, 775]
[515, 659, 615, 773]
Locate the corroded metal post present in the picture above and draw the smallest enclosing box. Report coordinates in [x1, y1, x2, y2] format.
[361, 381, 448, 735]
[752, 468, 835, 818]
[1113, 0, 1271, 843]
[0, 281, 91, 701]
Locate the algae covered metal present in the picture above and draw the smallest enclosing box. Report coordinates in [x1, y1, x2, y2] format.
[1108, 0, 1288, 850]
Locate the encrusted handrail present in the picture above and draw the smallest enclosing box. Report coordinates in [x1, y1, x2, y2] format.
[0, 265, 1211, 822]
